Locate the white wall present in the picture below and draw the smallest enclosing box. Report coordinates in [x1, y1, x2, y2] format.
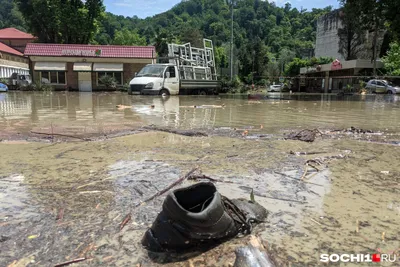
[315, 11, 344, 60]
[0, 66, 29, 78]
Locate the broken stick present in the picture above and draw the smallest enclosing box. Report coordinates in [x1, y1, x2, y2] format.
[30, 131, 91, 141]
[134, 166, 199, 207]
[119, 167, 199, 231]
[188, 174, 234, 184]
[119, 214, 131, 231]
[54, 258, 87, 267]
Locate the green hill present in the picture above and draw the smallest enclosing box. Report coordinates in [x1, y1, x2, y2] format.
[1, 0, 333, 81]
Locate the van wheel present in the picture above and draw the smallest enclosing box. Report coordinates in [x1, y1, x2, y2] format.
[387, 90, 393, 94]
[159, 89, 169, 96]
[199, 90, 207, 95]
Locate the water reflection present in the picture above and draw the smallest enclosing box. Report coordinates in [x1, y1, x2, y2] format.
[0, 92, 400, 137]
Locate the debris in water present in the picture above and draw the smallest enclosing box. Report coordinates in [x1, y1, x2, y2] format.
[7, 255, 35, 267]
[285, 129, 322, 142]
[120, 167, 199, 231]
[143, 126, 208, 137]
[141, 182, 267, 254]
[250, 189, 255, 202]
[54, 257, 87, 267]
[116, 105, 131, 110]
[119, 214, 131, 231]
[188, 174, 234, 184]
[233, 235, 276, 267]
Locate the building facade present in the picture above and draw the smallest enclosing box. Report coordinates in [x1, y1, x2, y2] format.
[300, 59, 384, 92]
[24, 43, 156, 91]
[0, 28, 33, 78]
[315, 10, 385, 61]
[0, 42, 29, 78]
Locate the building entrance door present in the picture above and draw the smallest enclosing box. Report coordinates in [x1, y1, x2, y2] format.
[78, 72, 92, 92]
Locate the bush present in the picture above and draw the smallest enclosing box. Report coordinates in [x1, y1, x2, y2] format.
[256, 79, 268, 86]
[99, 75, 117, 89]
[31, 81, 54, 91]
[344, 84, 353, 93]
[239, 86, 249, 94]
[119, 82, 130, 92]
[230, 75, 241, 88]
[0, 78, 9, 85]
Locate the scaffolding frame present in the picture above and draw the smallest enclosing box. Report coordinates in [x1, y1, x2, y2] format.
[167, 39, 217, 81]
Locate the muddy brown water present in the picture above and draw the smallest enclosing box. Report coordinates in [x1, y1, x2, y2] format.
[1, 92, 400, 266]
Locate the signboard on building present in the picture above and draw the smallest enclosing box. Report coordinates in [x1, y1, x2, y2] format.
[331, 59, 342, 70]
[61, 49, 102, 57]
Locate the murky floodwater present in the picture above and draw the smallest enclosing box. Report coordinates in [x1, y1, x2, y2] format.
[1, 92, 400, 140]
[1, 92, 400, 266]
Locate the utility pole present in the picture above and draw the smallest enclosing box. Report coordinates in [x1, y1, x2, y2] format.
[372, 22, 378, 77]
[230, 0, 234, 82]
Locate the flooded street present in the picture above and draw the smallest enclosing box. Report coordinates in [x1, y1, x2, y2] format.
[1, 92, 400, 266]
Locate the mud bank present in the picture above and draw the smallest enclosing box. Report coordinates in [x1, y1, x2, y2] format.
[1, 131, 399, 266]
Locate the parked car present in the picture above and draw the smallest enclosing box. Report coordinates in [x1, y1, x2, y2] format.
[9, 73, 32, 87]
[0, 82, 8, 92]
[365, 79, 400, 94]
[267, 83, 288, 92]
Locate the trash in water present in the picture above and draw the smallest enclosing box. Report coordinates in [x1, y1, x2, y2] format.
[285, 129, 322, 142]
[141, 182, 268, 255]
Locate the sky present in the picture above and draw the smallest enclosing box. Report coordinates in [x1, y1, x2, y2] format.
[104, 0, 339, 19]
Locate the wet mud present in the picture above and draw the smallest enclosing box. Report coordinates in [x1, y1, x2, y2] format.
[1, 92, 400, 266]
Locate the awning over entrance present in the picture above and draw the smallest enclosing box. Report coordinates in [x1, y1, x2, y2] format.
[93, 63, 123, 72]
[73, 62, 92, 72]
[34, 62, 66, 71]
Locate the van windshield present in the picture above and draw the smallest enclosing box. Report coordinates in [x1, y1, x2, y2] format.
[136, 65, 165, 77]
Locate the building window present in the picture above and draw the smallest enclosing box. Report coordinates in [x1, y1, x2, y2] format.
[97, 72, 123, 85]
[40, 71, 66, 84]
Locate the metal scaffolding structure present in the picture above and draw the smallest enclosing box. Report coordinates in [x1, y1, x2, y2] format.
[167, 39, 217, 81]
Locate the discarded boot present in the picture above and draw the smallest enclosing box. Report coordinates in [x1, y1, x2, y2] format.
[141, 182, 264, 253]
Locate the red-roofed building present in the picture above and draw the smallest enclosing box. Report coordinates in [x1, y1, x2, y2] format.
[0, 41, 29, 79]
[0, 28, 36, 53]
[25, 43, 156, 91]
[0, 27, 33, 79]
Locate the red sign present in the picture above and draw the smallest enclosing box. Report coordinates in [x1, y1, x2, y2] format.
[331, 59, 342, 70]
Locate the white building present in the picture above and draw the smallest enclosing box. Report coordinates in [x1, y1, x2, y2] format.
[0, 42, 29, 78]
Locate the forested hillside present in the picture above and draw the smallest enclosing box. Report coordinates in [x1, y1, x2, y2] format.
[94, 0, 333, 81]
[1, 0, 333, 81]
[0, 0, 26, 31]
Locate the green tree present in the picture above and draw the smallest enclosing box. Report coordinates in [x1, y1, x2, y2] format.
[0, 0, 26, 30]
[15, 0, 104, 43]
[382, 42, 400, 76]
[285, 58, 309, 77]
[215, 46, 228, 69]
[112, 29, 146, 46]
[337, 8, 364, 60]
